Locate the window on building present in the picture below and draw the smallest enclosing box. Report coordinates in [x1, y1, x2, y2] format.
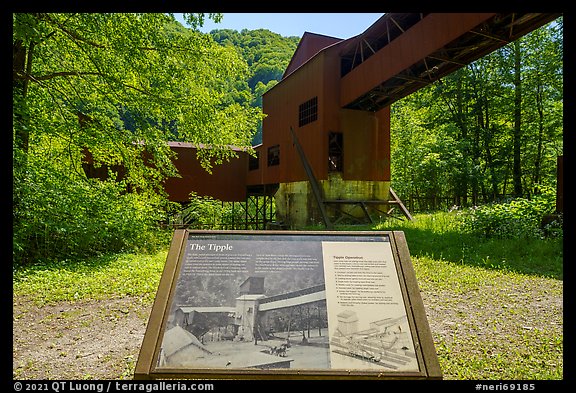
[267, 144, 280, 166]
[298, 96, 318, 127]
[328, 132, 343, 172]
[249, 151, 259, 171]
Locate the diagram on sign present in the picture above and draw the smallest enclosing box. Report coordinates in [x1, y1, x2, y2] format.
[329, 310, 416, 370]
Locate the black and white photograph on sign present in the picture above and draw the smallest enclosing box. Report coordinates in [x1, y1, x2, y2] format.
[155, 234, 418, 372]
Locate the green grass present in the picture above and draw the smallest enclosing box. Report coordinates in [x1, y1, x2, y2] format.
[12, 211, 563, 380]
[374, 211, 563, 279]
[412, 254, 562, 379]
[375, 212, 563, 379]
[13, 250, 167, 306]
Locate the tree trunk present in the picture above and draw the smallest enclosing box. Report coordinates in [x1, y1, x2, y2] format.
[456, 75, 469, 206]
[533, 74, 544, 190]
[513, 40, 523, 197]
[481, 96, 499, 201]
[472, 125, 480, 205]
[13, 39, 31, 154]
[13, 36, 35, 226]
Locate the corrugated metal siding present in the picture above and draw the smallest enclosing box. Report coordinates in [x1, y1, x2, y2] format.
[163, 144, 247, 202]
[260, 52, 329, 184]
[245, 144, 264, 186]
[258, 46, 391, 185]
[283, 32, 343, 78]
[82, 144, 248, 202]
[376, 108, 391, 181]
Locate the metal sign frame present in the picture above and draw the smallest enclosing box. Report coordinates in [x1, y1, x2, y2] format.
[134, 230, 442, 380]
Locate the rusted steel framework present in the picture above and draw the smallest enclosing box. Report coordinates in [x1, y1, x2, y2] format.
[243, 185, 278, 230]
[339, 13, 561, 111]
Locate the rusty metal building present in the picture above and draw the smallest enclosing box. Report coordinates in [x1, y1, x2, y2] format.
[243, 13, 560, 227]
[83, 13, 560, 228]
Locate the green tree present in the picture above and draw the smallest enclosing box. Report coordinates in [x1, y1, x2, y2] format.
[519, 18, 563, 193]
[210, 28, 299, 145]
[12, 13, 263, 264]
[13, 13, 262, 177]
[390, 18, 562, 211]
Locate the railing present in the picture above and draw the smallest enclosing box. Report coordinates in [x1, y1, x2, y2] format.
[406, 193, 532, 213]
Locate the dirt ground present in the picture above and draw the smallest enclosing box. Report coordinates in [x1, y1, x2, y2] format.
[13, 296, 152, 380]
[13, 276, 563, 380]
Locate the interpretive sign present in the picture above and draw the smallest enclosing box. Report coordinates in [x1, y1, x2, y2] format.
[134, 230, 442, 380]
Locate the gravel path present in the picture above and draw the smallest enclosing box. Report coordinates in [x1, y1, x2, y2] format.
[13, 274, 563, 380]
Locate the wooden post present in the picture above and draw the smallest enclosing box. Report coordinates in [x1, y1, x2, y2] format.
[389, 188, 414, 221]
[289, 126, 334, 229]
